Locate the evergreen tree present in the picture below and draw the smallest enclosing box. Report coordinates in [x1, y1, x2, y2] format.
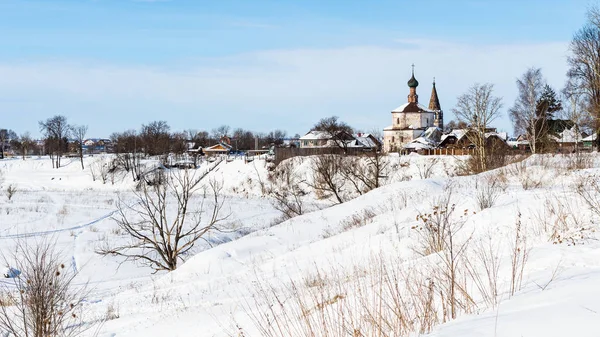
[537, 84, 563, 120]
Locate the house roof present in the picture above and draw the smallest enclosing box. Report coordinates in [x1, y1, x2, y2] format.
[392, 102, 434, 113]
[441, 129, 468, 143]
[349, 134, 379, 149]
[204, 143, 232, 152]
[552, 128, 586, 143]
[299, 130, 332, 140]
[403, 127, 442, 150]
[582, 133, 597, 141]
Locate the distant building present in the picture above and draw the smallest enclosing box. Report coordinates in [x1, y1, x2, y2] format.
[298, 130, 354, 149]
[82, 138, 112, 153]
[384, 66, 443, 152]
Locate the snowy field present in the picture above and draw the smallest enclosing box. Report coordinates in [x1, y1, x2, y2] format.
[1, 153, 600, 336]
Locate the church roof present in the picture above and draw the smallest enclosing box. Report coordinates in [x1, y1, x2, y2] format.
[428, 80, 441, 111]
[392, 102, 433, 113]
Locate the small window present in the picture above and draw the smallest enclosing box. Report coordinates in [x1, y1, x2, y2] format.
[392, 136, 395, 142]
[397, 118, 399, 124]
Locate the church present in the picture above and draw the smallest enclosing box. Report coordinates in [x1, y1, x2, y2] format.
[383, 67, 443, 152]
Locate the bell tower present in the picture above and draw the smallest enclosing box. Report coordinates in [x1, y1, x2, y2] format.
[429, 78, 443, 129]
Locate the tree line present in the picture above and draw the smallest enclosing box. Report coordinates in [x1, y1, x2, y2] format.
[2, 116, 293, 169]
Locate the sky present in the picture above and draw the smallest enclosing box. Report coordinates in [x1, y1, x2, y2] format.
[0, 0, 594, 138]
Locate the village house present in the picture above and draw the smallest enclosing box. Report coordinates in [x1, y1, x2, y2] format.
[299, 130, 354, 149]
[298, 130, 380, 151]
[82, 138, 112, 154]
[203, 136, 233, 156]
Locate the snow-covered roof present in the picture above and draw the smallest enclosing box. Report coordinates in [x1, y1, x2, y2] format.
[582, 133, 598, 142]
[443, 129, 468, 142]
[403, 139, 435, 150]
[299, 130, 333, 140]
[353, 134, 379, 149]
[553, 128, 586, 143]
[392, 102, 434, 113]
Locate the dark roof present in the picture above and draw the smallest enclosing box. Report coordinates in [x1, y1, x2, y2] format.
[401, 102, 425, 113]
[428, 81, 441, 111]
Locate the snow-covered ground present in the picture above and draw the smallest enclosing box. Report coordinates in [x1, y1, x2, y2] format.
[1, 153, 599, 336]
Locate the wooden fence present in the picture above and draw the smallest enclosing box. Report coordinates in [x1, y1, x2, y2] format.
[274, 147, 367, 165]
[412, 148, 476, 156]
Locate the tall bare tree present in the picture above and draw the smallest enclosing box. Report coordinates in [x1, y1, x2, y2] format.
[211, 125, 231, 140]
[452, 83, 503, 172]
[39, 115, 70, 168]
[509, 68, 550, 154]
[312, 116, 354, 152]
[563, 83, 593, 158]
[19, 132, 34, 160]
[97, 170, 229, 272]
[140, 121, 170, 157]
[70, 124, 88, 170]
[308, 154, 346, 204]
[568, 5, 600, 150]
[0, 129, 7, 159]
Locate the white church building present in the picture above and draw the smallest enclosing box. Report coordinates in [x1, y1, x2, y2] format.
[383, 67, 443, 152]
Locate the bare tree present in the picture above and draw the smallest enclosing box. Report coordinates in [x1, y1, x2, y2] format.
[70, 125, 88, 170]
[39, 115, 70, 168]
[140, 121, 170, 157]
[312, 116, 354, 152]
[0, 240, 95, 337]
[97, 170, 229, 272]
[308, 155, 346, 204]
[509, 68, 548, 154]
[340, 152, 389, 195]
[232, 128, 255, 151]
[563, 83, 593, 163]
[568, 5, 600, 150]
[211, 125, 231, 140]
[0, 129, 8, 159]
[19, 132, 34, 160]
[267, 161, 307, 220]
[111, 130, 142, 181]
[452, 83, 503, 172]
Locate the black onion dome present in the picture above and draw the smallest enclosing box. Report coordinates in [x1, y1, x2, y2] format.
[408, 73, 419, 88]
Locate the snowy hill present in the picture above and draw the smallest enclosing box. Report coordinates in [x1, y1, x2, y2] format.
[1, 153, 599, 337]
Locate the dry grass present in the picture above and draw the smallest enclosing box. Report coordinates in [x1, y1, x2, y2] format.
[475, 174, 506, 210]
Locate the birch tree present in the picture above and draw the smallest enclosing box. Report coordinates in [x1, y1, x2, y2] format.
[70, 124, 88, 170]
[509, 68, 547, 154]
[452, 83, 503, 172]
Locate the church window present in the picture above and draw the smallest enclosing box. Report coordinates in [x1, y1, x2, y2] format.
[392, 136, 395, 142]
[397, 118, 399, 125]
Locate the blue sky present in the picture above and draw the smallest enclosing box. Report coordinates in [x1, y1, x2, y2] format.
[0, 0, 593, 138]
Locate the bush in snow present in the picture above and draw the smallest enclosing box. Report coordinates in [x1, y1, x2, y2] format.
[5, 184, 17, 201]
[475, 174, 505, 210]
[0, 240, 95, 337]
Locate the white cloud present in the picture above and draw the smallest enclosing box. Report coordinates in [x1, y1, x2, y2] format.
[0, 39, 570, 136]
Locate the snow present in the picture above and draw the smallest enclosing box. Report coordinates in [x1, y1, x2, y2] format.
[0, 153, 599, 337]
[392, 102, 433, 112]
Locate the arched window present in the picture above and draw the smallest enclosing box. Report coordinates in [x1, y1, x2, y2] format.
[392, 136, 395, 143]
[397, 118, 399, 125]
